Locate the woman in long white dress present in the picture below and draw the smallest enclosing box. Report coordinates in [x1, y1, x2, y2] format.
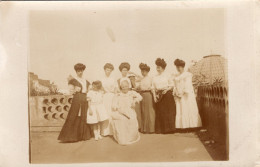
[173, 59, 202, 129]
[111, 80, 142, 145]
[100, 63, 118, 136]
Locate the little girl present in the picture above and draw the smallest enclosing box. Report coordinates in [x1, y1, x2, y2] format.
[87, 81, 109, 141]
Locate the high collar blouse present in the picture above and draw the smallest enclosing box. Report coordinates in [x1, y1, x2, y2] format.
[152, 71, 174, 90]
[74, 76, 87, 93]
[139, 76, 153, 91]
[101, 75, 118, 93]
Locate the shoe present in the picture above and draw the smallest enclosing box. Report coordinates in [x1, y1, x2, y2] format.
[98, 135, 103, 139]
[95, 136, 99, 141]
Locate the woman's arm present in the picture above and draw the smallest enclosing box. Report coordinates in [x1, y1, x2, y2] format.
[151, 78, 158, 103]
[68, 84, 76, 95]
[132, 91, 143, 103]
[162, 75, 174, 94]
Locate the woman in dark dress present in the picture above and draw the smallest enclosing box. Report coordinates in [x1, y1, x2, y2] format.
[152, 58, 176, 134]
[58, 63, 92, 142]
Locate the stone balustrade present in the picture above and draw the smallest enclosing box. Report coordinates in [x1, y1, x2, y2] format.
[29, 95, 73, 131]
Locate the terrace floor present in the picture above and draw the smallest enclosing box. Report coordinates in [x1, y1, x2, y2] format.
[30, 131, 212, 163]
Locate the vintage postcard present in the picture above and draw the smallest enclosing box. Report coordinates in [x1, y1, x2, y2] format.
[0, 1, 259, 166]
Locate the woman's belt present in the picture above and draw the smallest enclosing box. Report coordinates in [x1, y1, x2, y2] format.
[74, 92, 87, 95]
[155, 90, 172, 102]
[137, 90, 152, 93]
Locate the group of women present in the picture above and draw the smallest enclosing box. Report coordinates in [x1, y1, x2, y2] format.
[58, 58, 202, 145]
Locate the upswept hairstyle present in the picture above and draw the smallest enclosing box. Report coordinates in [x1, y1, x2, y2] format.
[104, 63, 114, 70]
[155, 58, 167, 69]
[174, 59, 185, 67]
[139, 63, 150, 72]
[74, 63, 86, 71]
[119, 62, 130, 71]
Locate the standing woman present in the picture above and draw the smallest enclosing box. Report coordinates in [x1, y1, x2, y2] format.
[58, 63, 92, 142]
[173, 59, 202, 129]
[117, 62, 132, 89]
[100, 63, 118, 136]
[152, 58, 176, 134]
[138, 63, 155, 133]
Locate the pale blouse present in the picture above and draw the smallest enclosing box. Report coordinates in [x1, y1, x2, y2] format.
[174, 72, 194, 95]
[101, 75, 118, 93]
[139, 76, 153, 91]
[152, 71, 174, 90]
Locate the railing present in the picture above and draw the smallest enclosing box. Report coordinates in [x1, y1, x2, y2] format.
[196, 85, 229, 155]
[29, 95, 73, 131]
[29, 87, 229, 150]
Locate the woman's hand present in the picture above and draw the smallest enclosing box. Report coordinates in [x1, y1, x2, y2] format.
[154, 96, 158, 103]
[162, 87, 171, 94]
[112, 106, 118, 111]
[176, 92, 184, 98]
[75, 86, 81, 92]
[162, 89, 168, 95]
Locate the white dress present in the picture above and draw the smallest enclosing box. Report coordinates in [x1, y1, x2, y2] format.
[86, 90, 109, 124]
[174, 72, 202, 128]
[100, 75, 118, 135]
[111, 91, 142, 145]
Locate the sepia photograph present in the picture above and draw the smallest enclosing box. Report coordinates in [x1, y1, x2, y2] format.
[28, 6, 229, 163]
[1, 0, 259, 166]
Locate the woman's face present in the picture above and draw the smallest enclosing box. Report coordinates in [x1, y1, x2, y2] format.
[121, 68, 128, 77]
[176, 66, 184, 73]
[104, 68, 113, 77]
[121, 81, 129, 93]
[156, 66, 164, 74]
[76, 70, 84, 78]
[141, 70, 148, 77]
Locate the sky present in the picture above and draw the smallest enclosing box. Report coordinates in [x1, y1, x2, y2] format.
[29, 8, 225, 90]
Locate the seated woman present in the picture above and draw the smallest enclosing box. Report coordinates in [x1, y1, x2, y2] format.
[110, 80, 143, 145]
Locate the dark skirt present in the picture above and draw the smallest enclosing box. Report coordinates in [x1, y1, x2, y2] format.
[155, 90, 176, 134]
[58, 93, 92, 142]
[140, 91, 155, 133]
